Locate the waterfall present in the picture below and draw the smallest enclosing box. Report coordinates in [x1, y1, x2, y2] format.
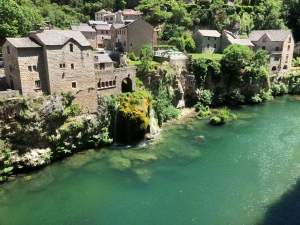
[113, 102, 120, 144]
[149, 108, 160, 135]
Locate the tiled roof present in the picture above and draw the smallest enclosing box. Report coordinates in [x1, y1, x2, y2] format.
[71, 25, 95, 32]
[198, 30, 221, 37]
[249, 30, 291, 42]
[123, 9, 142, 15]
[34, 30, 91, 46]
[96, 9, 109, 14]
[94, 53, 113, 63]
[89, 21, 109, 26]
[235, 39, 254, 46]
[95, 25, 111, 31]
[7, 38, 41, 48]
[112, 23, 126, 29]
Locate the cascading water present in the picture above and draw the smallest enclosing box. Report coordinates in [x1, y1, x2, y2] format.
[113, 102, 120, 145]
[149, 108, 160, 135]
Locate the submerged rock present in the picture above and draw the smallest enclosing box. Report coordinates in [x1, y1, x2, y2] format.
[144, 133, 155, 140]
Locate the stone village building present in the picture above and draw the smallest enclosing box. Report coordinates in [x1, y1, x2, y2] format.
[192, 30, 221, 53]
[249, 30, 294, 76]
[192, 29, 295, 76]
[110, 18, 154, 57]
[1, 29, 136, 113]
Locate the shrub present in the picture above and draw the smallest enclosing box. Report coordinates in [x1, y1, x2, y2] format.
[210, 107, 238, 125]
[200, 89, 213, 106]
[251, 94, 263, 103]
[129, 52, 137, 61]
[230, 88, 245, 105]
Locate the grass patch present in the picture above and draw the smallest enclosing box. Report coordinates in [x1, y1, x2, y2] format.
[126, 59, 161, 68]
[189, 53, 223, 60]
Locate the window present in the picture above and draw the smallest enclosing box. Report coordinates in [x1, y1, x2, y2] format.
[71, 63, 74, 69]
[35, 80, 41, 88]
[106, 31, 108, 34]
[102, 82, 105, 87]
[72, 81, 77, 88]
[106, 81, 108, 87]
[7, 46, 10, 54]
[130, 43, 132, 46]
[9, 65, 12, 71]
[101, 30, 104, 34]
[208, 37, 210, 40]
[214, 44, 216, 48]
[113, 80, 116, 85]
[214, 37, 217, 40]
[272, 66, 276, 71]
[33, 65, 37, 71]
[207, 44, 210, 48]
[262, 46, 266, 50]
[124, 30, 126, 35]
[110, 17, 113, 20]
[286, 55, 289, 63]
[60, 63, 65, 68]
[109, 81, 112, 86]
[274, 57, 279, 61]
[275, 47, 279, 51]
[288, 45, 290, 51]
[124, 41, 126, 46]
[98, 82, 101, 88]
[263, 37, 267, 42]
[70, 44, 73, 52]
[28, 66, 32, 72]
[283, 65, 288, 70]
[289, 37, 291, 43]
[100, 63, 105, 70]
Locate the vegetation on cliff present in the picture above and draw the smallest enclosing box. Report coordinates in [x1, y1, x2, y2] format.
[0, 92, 113, 182]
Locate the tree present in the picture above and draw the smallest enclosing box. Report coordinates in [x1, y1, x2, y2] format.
[168, 37, 185, 52]
[282, 0, 300, 41]
[0, 0, 41, 44]
[139, 45, 153, 72]
[184, 37, 195, 53]
[220, 44, 254, 87]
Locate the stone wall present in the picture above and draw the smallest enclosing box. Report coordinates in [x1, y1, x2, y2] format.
[95, 66, 136, 95]
[0, 90, 19, 99]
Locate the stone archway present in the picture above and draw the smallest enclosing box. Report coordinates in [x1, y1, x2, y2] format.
[122, 77, 132, 93]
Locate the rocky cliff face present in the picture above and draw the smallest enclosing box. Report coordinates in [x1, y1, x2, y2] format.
[0, 93, 113, 182]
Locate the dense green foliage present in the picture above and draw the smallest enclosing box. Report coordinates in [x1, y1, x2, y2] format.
[1, 0, 299, 44]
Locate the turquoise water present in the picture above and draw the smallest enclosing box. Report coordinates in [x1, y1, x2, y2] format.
[1, 95, 300, 224]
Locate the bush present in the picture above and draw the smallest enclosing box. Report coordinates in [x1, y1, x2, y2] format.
[194, 102, 211, 116]
[129, 52, 137, 61]
[230, 88, 245, 105]
[251, 94, 263, 103]
[210, 107, 238, 125]
[200, 89, 213, 106]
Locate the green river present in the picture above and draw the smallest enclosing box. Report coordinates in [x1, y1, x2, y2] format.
[1, 95, 300, 224]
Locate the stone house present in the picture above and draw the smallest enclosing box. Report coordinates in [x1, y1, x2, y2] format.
[122, 9, 143, 21]
[94, 24, 112, 49]
[2, 29, 98, 113]
[249, 30, 294, 76]
[70, 24, 97, 49]
[221, 30, 254, 51]
[192, 30, 221, 53]
[94, 53, 114, 70]
[2, 38, 46, 96]
[111, 18, 154, 57]
[95, 9, 109, 22]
